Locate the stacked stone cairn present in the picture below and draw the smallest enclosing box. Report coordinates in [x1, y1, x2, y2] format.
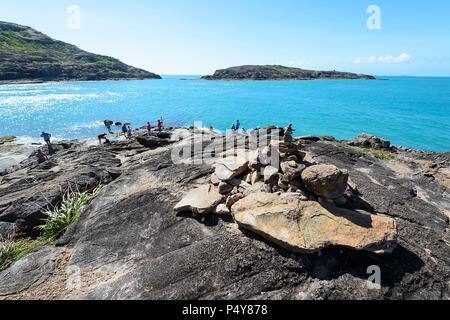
[174, 124, 398, 254]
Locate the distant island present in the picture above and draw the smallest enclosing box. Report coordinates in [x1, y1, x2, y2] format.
[201, 65, 376, 81]
[0, 21, 161, 84]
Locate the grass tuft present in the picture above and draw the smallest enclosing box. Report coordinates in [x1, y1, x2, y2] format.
[0, 236, 50, 272]
[356, 147, 397, 160]
[0, 185, 104, 272]
[37, 186, 104, 238]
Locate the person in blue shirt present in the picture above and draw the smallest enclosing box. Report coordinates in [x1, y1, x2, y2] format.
[121, 124, 128, 137]
[105, 121, 113, 134]
[40, 132, 51, 146]
[235, 120, 240, 131]
[231, 123, 236, 131]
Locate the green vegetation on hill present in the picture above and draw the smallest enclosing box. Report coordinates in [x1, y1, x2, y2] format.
[0, 21, 161, 82]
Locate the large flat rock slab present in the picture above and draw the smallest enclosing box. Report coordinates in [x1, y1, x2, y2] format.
[214, 150, 250, 181]
[231, 192, 397, 254]
[174, 184, 223, 214]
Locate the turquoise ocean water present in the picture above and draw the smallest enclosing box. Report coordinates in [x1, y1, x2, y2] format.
[0, 75, 449, 152]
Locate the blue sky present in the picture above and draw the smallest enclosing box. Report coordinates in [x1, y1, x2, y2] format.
[2, 0, 450, 76]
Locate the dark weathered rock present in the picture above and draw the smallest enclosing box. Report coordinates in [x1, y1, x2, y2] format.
[136, 136, 171, 148]
[347, 133, 392, 150]
[218, 182, 233, 195]
[0, 127, 448, 300]
[0, 142, 121, 237]
[281, 161, 306, 182]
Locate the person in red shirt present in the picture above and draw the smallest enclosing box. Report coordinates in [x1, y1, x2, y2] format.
[147, 122, 152, 135]
[98, 133, 107, 145]
[157, 120, 162, 134]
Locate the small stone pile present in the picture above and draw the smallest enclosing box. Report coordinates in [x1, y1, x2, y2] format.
[174, 124, 398, 255]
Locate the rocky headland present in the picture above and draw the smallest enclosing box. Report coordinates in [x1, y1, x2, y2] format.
[201, 65, 376, 81]
[0, 125, 448, 300]
[0, 21, 161, 84]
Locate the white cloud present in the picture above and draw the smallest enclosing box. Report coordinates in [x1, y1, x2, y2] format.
[354, 56, 376, 64]
[378, 53, 411, 63]
[354, 53, 411, 64]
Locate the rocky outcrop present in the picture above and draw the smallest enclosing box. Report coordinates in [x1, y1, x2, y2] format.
[174, 125, 397, 255]
[201, 65, 376, 81]
[0, 142, 121, 237]
[0, 128, 448, 300]
[0, 21, 161, 84]
[347, 133, 392, 151]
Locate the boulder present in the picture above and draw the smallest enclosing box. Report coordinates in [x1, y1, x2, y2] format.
[213, 203, 230, 215]
[270, 140, 300, 156]
[250, 170, 261, 184]
[347, 133, 391, 150]
[218, 182, 234, 195]
[262, 166, 279, 183]
[174, 185, 223, 214]
[228, 178, 251, 190]
[280, 161, 306, 182]
[232, 192, 397, 254]
[214, 150, 250, 181]
[226, 193, 244, 209]
[301, 164, 348, 199]
[296, 151, 315, 164]
[210, 173, 220, 186]
[243, 182, 272, 196]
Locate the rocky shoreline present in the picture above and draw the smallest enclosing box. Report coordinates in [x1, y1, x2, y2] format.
[0, 125, 448, 299]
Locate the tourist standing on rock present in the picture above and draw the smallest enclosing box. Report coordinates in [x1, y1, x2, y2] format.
[236, 120, 240, 131]
[127, 126, 133, 139]
[147, 122, 152, 135]
[121, 124, 128, 137]
[105, 121, 113, 134]
[157, 120, 162, 134]
[35, 149, 48, 164]
[210, 125, 214, 132]
[40, 132, 52, 146]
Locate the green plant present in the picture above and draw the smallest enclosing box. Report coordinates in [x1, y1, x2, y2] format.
[37, 186, 104, 238]
[356, 147, 397, 160]
[0, 236, 49, 272]
[0, 185, 104, 272]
